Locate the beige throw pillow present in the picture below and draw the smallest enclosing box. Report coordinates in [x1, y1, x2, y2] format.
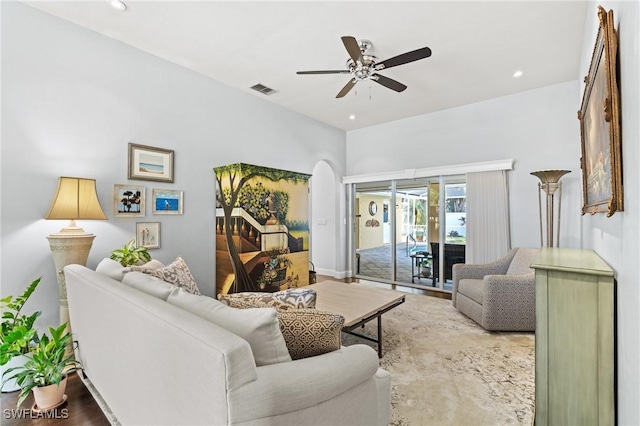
[147, 256, 201, 295]
[217, 288, 317, 311]
[167, 288, 292, 366]
[95, 258, 130, 281]
[130, 259, 166, 273]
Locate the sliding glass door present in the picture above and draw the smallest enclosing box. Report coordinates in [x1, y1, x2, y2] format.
[353, 176, 466, 292]
[354, 181, 393, 282]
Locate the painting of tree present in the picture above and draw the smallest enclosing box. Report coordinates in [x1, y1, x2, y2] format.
[214, 163, 309, 293]
[120, 190, 141, 213]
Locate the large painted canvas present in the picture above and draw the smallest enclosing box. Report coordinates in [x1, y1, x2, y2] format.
[214, 163, 310, 295]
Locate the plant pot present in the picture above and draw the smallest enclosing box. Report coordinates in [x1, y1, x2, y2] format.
[1, 355, 29, 393]
[32, 375, 67, 411]
[421, 268, 431, 278]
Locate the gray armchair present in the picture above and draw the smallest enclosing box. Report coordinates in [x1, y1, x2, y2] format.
[452, 248, 538, 331]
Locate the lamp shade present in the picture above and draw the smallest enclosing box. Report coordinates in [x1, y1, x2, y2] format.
[45, 177, 107, 220]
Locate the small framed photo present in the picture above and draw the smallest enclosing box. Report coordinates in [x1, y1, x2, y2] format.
[128, 143, 174, 183]
[152, 189, 183, 215]
[136, 222, 160, 249]
[114, 184, 145, 217]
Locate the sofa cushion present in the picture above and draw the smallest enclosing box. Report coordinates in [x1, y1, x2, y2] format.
[122, 271, 176, 301]
[457, 278, 484, 305]
[278, 309, 344, 360]
[506, 248, 538, 276]
[95, 258, 130, 281]
[130, 259, 166, 272]
[217, 288, 317, 311]
[167, 288, 292, 366]
[147, 256, 201, 295]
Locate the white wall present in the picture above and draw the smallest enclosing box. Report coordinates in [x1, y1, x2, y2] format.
[310, 160, 337, 276]
[579, 2, 639, 424]
[347, 81, 582, 250]
[0, 2, 346, 329]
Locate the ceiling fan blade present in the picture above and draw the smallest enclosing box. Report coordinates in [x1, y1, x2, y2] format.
[296, 70, 351, 75]
[375, 46, 432, 70]
[336, 79, 357, 98]
[372, 73, 407, 92]
[341, 36, 363, 63]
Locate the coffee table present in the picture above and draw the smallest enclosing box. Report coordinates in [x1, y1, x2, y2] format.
[311, 281, 405, 357]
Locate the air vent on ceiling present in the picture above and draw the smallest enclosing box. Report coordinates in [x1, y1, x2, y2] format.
[250, 83, 278, 96]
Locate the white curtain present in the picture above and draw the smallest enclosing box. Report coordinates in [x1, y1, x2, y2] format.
[465, 170, 511, 263]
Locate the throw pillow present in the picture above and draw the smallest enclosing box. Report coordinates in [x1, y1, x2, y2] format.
[122, 271, 176, 301]
[147, 256, 201, 295]
[95, 258, 130, 281]
[130, 259, 165, 273]
[167, 288, 292, 366]
[278, 309, 344, 360]
[217, 288, 317, 311]
[218, 297, 293, 311]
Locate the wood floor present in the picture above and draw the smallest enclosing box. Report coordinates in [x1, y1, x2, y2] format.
[0, 372, 109, 426]
[0, 274, 446, 425]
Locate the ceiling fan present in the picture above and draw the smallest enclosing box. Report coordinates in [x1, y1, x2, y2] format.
[296, 36, 432, 98]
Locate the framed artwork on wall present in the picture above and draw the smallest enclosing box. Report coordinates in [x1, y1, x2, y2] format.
[578, 6, 622, 217]
[136, 222, 160, 249]
[152, 189, 183, 215]
[128, 143, 174, 183]
[114, 184, 145, 217]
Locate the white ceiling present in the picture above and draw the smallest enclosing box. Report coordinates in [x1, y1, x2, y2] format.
[23, 1, 588, 131]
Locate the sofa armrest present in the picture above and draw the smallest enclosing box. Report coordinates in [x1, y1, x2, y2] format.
[482, 273, 536, 331]
[484, 273, 535, 302]
[228, 344, 383, 423]
[451, 250, 516, 306]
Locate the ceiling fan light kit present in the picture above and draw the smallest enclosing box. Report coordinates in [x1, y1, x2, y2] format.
[297, 35, 432, 98]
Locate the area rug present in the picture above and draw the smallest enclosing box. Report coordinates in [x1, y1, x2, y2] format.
[341, 292, 535, 426]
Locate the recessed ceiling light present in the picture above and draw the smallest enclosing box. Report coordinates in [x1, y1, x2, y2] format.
[109, 0, 127, 11]
[349, 114, 356, 120]
[512, 70, 524, 78]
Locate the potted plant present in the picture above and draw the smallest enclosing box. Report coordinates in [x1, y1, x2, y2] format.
[418, 258, 432, 278]
[1, 277, 42, 392]
[3, 323, 82, 409]
[110, 239, 151, 266]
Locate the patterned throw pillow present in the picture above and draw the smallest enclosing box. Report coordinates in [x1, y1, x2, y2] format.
[277, 309, 344, 360]
[147, 256, 201, 295]
[130, 259, 165, 273]
[217, 288, 316, 311]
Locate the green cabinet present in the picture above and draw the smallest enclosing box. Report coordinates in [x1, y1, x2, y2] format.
[531, 248, 615, 426]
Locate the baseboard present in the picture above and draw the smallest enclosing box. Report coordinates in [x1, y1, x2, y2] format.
[315, 267, 351, 279]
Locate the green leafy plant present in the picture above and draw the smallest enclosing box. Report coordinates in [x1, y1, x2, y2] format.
[1, 277, 42, 366]
[110, 239, 151, 266]
[2, 323, 82, 407]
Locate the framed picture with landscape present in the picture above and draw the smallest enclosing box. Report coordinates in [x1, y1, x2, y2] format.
[152, 188, 183, 215]
[578, 6, 622, 217]
[128, 143, 174, 183]
[114, 184, 145, 217]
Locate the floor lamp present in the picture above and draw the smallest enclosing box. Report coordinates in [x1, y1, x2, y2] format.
[45, 177, 107, 331]
[530, 170, 571, 247]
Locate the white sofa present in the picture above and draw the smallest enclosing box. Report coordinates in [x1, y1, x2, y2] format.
[64, 264, 391, 425]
